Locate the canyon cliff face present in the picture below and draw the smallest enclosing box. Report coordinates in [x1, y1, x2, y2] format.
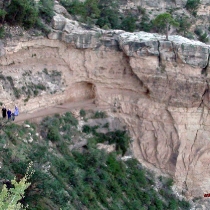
[1, 5, 210, 201]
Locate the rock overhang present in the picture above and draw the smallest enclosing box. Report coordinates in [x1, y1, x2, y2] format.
[118, 31, 210, 69]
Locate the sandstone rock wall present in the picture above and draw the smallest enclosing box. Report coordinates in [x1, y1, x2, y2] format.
[117, 32, 210, 199]
[1, 11, 210, 201]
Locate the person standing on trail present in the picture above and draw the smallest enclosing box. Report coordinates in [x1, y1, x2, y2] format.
[7, 109, 11, 120]
[14, 105, 19, 116]
[2, 105, 7, 119]
[11, 113, 15, 121]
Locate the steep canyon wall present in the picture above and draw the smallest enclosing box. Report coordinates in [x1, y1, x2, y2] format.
[0, 12, 210, 199]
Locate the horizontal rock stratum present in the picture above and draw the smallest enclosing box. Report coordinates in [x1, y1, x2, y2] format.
[1, 7, 210, 200]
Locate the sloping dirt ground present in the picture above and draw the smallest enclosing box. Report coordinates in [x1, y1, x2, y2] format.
[15, 99, 101, 124]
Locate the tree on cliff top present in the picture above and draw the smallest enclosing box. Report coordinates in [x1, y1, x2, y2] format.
[153, 13, 179, 41]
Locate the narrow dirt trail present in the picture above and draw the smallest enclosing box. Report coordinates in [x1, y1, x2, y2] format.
[15, 99, 108, 124]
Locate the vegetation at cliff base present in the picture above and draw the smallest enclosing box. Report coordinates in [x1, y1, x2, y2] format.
[0, 0, 54, 34]
[0, 112, 190, 209]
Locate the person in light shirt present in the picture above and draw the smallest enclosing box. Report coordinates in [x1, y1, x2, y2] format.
[14, 105, 19, 116]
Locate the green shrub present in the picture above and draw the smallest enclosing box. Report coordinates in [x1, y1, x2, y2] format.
[176, 16, 191, 36]
[57, 141, 71, 156]
[107, 153, 125, 176]
[33, 89, 38, 96]
[63, 134, 71, 141]
[5, 76, 22, 98]
[28, 145, 48, 163]
[165, 177, 173, 188]
[137, 6, 146, 15]
[35, 19, 51, 34]
[185, 32, 194, 39]
[168, 199, 178, 210]
[62, 124, 71, 132]
[141, 192, 151, 205]
[47, 126, 60, 142]
[4, 123, 20, 145]
[0, 26, 5, 39]
[148, 205, 156, 210]
[185, 0, 201, 15]
[51, 70, 61, 77]
[154, 198, 164, 209]
[103, 122, 109, 128]
[0, 74, 5, 80]
[35, 83, 46, 91]
[102, 24, 110, 30]
[194, 27, 209, 43]
[4, 75, 21, 98]
[199, 32, 209, 43]
[10, 159, 28, 175]
[38, 0, 54, 23]
[178, 199, 190, 209]
[84, 0, 100, 19]
[138, 14, 153, 32]
[93, 111, 107, 118]
[82, 125, 92, 133]
[108, 130, 130, 155]
[41, 116, 61, 131]
[60, 0, 85, 16]
[63, 112, 78, 126]
[82, 125, 98, 134]
[0, 9, 7, 23]
[79, 109, 86, 117]
[120, 15, 136, 32]
[54, 118, 62, 128]
[96, 6, 120, 29]
[13, 87, 21, 99]
[42, 68, 49, 75]
[114, 130, 130, 156]
[95, 130, 130, 155]
[194, 27, 202, 36]
[6, 76, 14, 86]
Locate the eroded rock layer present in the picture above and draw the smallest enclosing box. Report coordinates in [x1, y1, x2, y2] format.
[1, 10, 210, 199]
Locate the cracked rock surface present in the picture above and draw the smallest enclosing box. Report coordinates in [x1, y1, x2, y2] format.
[1, 8, 210, 200]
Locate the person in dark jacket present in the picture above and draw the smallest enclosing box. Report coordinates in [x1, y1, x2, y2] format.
[2, 106, 7, 118]
[7, 109, 11, 120]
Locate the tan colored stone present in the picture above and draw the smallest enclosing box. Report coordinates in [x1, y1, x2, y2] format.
[1, 15, 210, 201]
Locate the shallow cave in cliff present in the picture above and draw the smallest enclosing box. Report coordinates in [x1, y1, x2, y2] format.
[67, 81, 96, 102]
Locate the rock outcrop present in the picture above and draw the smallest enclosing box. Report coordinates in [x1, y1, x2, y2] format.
[1, 5, 210, 202]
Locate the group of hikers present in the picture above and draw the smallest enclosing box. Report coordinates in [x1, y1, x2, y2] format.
[2, 105, 19, 121]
